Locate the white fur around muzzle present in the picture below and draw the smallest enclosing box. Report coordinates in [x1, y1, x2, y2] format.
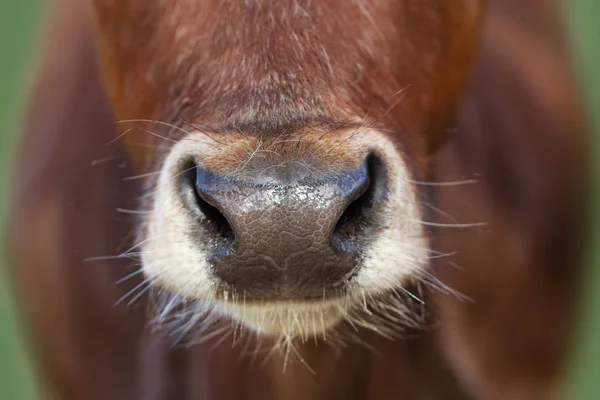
[141, 129, 428, 338]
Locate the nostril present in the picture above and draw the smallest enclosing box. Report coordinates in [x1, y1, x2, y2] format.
[335, 178, 370, 233]
[333, 155, 388, 248]
[180, 162, 236, 243]
[194, 187, 236, 241]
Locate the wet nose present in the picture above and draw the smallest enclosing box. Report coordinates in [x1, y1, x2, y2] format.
[189, 157, 383, 299]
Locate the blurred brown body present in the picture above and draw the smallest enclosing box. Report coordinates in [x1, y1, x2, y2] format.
[8, 0, 588, 399]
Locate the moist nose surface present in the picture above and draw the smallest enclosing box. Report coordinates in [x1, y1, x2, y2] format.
[194, 160, 370, 299]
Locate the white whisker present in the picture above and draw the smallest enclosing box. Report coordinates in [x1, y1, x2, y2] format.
[115, 269, 145, 285]
[410, 219, 487, 229]
[409, 179, 478, 187]
[116, 208, 152, 215]
[123, 171, 161, 181]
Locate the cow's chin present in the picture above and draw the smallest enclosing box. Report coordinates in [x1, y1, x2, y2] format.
[212, 298, 349, 337]
[139, 127, 429, 339]
[146, 282, 427, 340]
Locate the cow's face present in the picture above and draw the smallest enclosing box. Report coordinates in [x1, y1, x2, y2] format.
[92, 0, 482, 338]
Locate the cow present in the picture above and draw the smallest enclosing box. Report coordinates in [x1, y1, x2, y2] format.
[8, 0, 589, 399]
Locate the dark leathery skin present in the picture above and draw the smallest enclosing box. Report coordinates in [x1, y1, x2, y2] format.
[195, 161, 370, 299]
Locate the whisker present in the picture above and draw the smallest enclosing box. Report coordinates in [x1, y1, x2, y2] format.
[409, 179, 478, 187]
[448, 260, 465, 271]
[422, 202, 461, 224]
[84, 254, 136, 262]
[116, 119, 192, 137]
[114, 277, 154, 307]
[127, 280, 154, 306]
[116, 208, 152, 215]
[426, 251, 458, 260]
[83, 235, 166, 263]
[106, 124, 142, 145]
[123, 171, 161, 181]
[208, 329, 234, 352]
[393, 285, 425, 305]
[420, 271, 473, 303]
[180, 118, 228, 145]
[410, 219, 488, 229]
[185, 324, 232, 348]
[136, 127, 178, 143]
[91, 156, 119, 166]
[115, 269, 145, 285]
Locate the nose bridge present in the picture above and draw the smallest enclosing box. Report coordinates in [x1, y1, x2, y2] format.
[217, 182, 349, 251]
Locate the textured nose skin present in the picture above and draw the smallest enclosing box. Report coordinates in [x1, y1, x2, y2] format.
[195, 161, 369, 298]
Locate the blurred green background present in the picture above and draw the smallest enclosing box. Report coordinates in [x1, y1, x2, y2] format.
[0, 1, 44, 399]
[0, 1, 598, 399]
[565, 1, 600, 398]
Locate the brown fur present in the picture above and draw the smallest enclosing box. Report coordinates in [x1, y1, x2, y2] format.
[7, 0, 588, 399]
[93, 0, 480, 169]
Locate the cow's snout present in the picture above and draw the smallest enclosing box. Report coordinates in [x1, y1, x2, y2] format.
[185, 156, 387, 299]
[143, 128, 427, 335]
